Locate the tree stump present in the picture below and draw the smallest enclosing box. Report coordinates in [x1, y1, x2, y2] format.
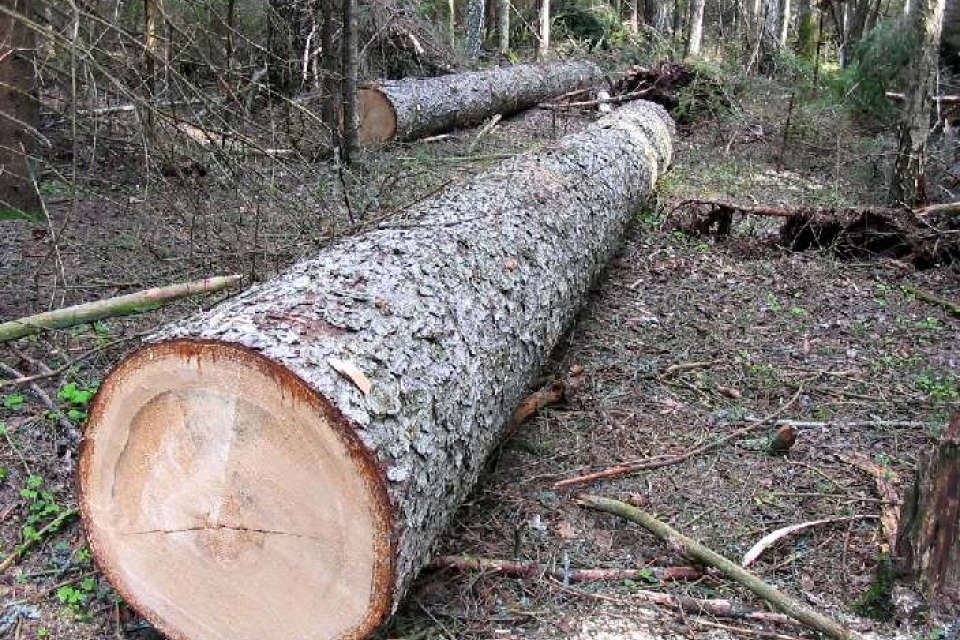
[896, 411, 960, 609]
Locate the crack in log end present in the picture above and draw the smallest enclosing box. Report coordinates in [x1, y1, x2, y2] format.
[79, 340, 394, 640]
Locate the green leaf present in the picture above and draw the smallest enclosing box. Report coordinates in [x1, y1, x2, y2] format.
[26, 475, 43, 489]
[3, 394, 25, 409]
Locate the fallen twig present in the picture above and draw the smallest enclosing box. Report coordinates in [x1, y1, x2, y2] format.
[901, 284, 960, 318]
[554, 390, 801, 489]
[692, 619, 812, 640]
[468, 113, 501, 153]
[0, 509, 78, 573]
[429, 554, 700, 583]
[0, 275, 242, 344]
[505, 380, 565, 439]
[578, 495, 862, 640]
[0, 362, 79, 442]
[885, 91, 960, 105]
[743, 417, 923, 430]
[539, 88, 653, 110]
[741, 515, 878, 568]
[549, 576, 801, 628]
[0, 333, 147, 390]
[658, 359, 723, 380]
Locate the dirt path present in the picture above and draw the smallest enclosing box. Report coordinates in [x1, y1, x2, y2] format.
[0, 80, 957, 639]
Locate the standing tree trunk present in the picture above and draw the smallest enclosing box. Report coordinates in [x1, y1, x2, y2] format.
[895, 412, 960, 606]
[673, 0, 686, 43]
[448, 0, 456, 48]
[630, 0, 641, 33]
[144, 0, 163, 92]
[321, 0, 340, 149]
[685, 0, 707, 56]
[778, 0, 790, 45]
[78, 101, 675, 640]
[890, 0, 946, 204]
[0, 0, 40, 219]
[340, 0, 358, 163]
[465, 0, 485, 58]
[538, 0, 551, 57]
[497, 0, 510, 50]
[645, 0, 671, 34]
[795, 0, 816, 57]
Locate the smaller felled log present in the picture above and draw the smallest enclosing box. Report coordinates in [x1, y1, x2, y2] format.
[895, 412, 960, 608]
[357, 60, 602, 143]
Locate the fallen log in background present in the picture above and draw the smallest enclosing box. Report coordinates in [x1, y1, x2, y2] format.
[79, 101, 674, 640]
[357, 60, 602, 144]
[670, 198, 960, 268]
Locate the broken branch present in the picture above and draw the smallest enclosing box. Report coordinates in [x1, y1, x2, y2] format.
[741, 515, 878, 568]
[578, 495, 862, 640]
[0, 275, 242, 344]
[554, 390, 801, 489]
[429, 554, 700, 583]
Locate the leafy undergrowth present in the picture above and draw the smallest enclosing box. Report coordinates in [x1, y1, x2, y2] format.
[0, 72, 957, 640]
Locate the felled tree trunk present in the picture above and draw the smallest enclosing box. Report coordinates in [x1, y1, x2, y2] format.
[79, 101, 674, 640]
[357, 60, 602, 144]
[0, 0, 41, 218]
[895, 412, 960, 608]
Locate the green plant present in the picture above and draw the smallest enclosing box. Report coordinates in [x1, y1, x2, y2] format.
[3, 394, 24, 409]
[21, 476, 63, 543]
[831, 18, 915, 120]
[37, 628, 49, 638]
[57, 576, 98, 619]
[916, 374, 958, 403]
[915, 317, 941, 330]
[58, 382, 97, 421]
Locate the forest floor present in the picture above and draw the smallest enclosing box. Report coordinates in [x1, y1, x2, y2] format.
[0, 70, 958, 640]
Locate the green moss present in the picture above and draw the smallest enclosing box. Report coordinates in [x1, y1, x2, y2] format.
[852, 554, 896, 620]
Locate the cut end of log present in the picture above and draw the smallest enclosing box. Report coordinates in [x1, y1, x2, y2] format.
[357, 87, 398, 145]
[78, 340, 393, 640]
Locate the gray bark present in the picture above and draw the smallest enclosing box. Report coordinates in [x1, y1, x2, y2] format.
[538, 0, 550, 57]
[497, 0, 510, 50]
[320, 0, 339, 148]
[645, 0, 671, 33]
[0, 0, 40, 218]
[465, 0, 485, 58]
[152, 100, 674, 629]
[890, 0, 946, 204]
[778, 0, 790, 45]
[358, 60, 603, 143]
[685, 0, 707, 55]
[340, 0, 358, 162]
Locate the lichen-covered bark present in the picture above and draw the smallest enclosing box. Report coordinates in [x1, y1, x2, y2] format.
[157, 101, 674, 612]
[890, 0, 946, 205]
[363, 60, 602, 142]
